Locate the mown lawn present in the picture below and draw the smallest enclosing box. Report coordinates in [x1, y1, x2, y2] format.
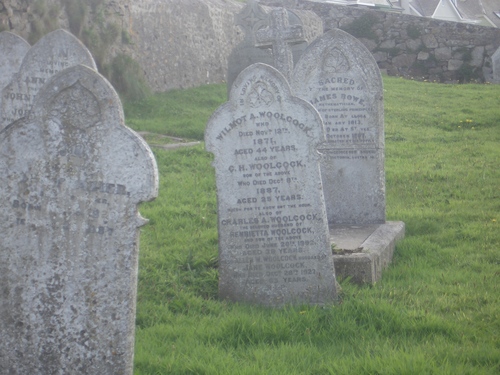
[125, 77, 500, 374]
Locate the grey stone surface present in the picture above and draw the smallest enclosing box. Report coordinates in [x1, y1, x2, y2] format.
[331, 222, 405, 284]
[435, 47, 452, 61]
[470, 46, 485, 67]
[262, 0, 500, 83]
[206, 63, 337, 306]
[292, 29, 385, 226]
[0, 65, 158, 374]
[0, 32, 29, 94]
[422, 33, 439, 49]
[227, 0, 323, 94]
[493, 47, 500, 83]
[0, 32, 30, 120]
[255, 8, 305, 82]
[448, 59, 463, 71]
[1, 29, 96, 130]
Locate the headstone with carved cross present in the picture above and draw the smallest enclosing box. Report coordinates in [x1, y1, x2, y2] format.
[227, 1, 322, 94]
[255, 7, 304, 82]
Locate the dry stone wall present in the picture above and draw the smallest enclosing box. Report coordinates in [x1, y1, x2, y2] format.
[128, 0, 243, 92]
[2, 0, 499, 91]
[262, 0, 500, 83]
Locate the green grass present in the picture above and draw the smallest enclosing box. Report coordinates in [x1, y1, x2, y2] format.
[127, 78, 500, 374]
[125, 85, 227, 140]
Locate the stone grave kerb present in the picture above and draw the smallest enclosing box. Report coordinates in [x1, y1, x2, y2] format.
[255, 8, 305, 82]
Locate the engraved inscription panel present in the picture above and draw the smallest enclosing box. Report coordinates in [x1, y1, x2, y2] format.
[206, 63, 337, 306]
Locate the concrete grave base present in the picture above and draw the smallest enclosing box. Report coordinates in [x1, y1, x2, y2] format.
[330, 221, 405, 284]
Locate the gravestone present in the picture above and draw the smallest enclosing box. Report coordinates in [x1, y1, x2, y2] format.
[493, 46, 500, 84]
[292, 29, 385, 226]
[0, 32, 30, 94]
[206, 63, 337, 306]
[227, 0, 323, 94]
[1, 29, 96, 130]
[0, 32, 30, 118]
[255, 7, 304, 82]
[0, 65, 158, 374]
[291, 29, 404, 283]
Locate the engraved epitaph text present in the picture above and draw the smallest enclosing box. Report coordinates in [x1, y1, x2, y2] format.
[206, 63, 337, 306]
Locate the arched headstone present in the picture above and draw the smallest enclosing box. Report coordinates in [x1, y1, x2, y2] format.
[206, 63, 337, 306]
[292, 29, 385, 225]
[1, 29, 96, 130]
[0, 65, 158, 374]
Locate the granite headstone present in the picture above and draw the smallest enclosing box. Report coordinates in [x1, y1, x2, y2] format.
[292, 29, 385, 226]
[1, 29, 96, 130]
[206, 63, 337, 306]
[0, 65, 158, 374]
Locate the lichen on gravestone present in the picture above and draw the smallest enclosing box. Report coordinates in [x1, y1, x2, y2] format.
[292, 29, 385, 226]
[1, 29, 96, 130]
[206, 63, 337, 307]
[0, 64, 158, 375]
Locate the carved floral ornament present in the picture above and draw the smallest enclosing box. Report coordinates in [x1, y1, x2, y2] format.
[47, 80, 101, 130]
[322, 48, 350, 74]
[247, 81, 275, 108]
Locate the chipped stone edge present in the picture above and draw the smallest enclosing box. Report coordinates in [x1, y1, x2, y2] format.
[332, 221, 405, 284]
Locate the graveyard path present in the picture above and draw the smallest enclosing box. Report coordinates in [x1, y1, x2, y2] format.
[137, 131, 201, 150]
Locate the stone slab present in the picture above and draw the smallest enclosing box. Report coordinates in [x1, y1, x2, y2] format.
[330, 221, 405, 284]
[0, 64, 158, 374]
[206, 63, 337, 306]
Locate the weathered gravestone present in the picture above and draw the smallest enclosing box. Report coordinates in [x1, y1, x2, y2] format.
[0, 65, 159, 374]
[292, 29, 404, 283]
[0, 32, 30, 94]
[1, 29, 96, 130]
[227, 0, 323, 94]
[292, 29, 385, 226]
[0, 32, 30, 117]
[206, 63, 337, 306]
[493, 46, 500, 84]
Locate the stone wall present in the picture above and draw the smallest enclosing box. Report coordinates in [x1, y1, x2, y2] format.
[262, 0, 500, 83]
[2, 0, 499, 91]
[127, 0, 243, 92]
